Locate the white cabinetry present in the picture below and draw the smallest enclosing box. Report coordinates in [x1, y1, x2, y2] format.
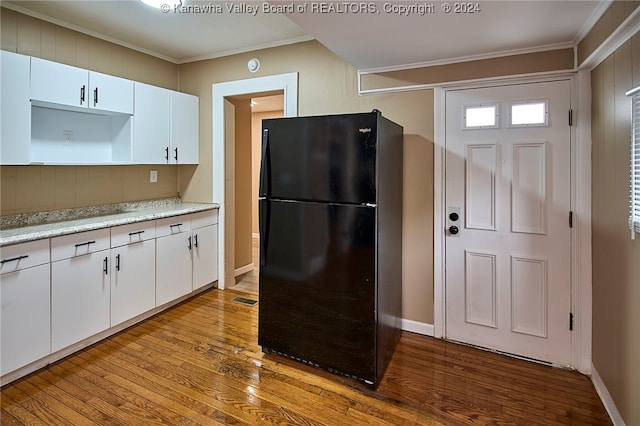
[191, 210, 219, 290]
[132, 84, 199, 164]
[1, 51, 31, 165]
[110, 221, 156, 327]
[170, 91, 199, 164]
[50, 229, 111, 352]
[132, 82, 170, 163]
[0, 239, 51, 375]
[31, 57, 133, 114]
[156, 216, 193, 305]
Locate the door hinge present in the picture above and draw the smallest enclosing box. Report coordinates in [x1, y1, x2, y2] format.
[569, 211, 573, 228]
[569, 312, 574, 331]
[568, 109, 573, 127]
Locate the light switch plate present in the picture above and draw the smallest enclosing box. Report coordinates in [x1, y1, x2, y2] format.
[150, 170, 158, 183]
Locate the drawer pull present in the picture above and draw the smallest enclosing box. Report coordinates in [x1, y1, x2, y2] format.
[75, 240, 96, 248]
[1, 254, 29, 264]
[170, 223, 183, 229]
[128, 230, 145, 236]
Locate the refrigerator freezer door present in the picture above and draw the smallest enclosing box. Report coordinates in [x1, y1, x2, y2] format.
[259, 113, 377, 204]
[258, 199, 376, 382]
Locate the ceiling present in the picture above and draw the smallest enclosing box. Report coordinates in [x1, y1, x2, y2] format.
[5, 0, 608, 70]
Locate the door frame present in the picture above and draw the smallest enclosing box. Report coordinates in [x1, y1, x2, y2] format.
[212, 73, 298, 290]
[433, 72, 592, 373]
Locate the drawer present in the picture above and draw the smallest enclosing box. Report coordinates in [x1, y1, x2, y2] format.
[111, 220, 156, 247]
[155, 215, 190, 238]
[51, 228, 110, 262]
[0, 239, 50, 274]
[191, 210, 218, 229]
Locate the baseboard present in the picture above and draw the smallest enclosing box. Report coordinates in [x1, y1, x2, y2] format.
[591, 364, 626, 425]
[234, 263, 254, 277]
[401, 319, 435, 336]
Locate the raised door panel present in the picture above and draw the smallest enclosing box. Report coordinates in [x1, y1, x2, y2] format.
[192, 224, 218, 290]
[51, 251, 110, 352]
[111, 240, 156, 327]
[156, 232, 192, 306]
[89, 71, 133, 115]
[0, 264, 50, 375]
[31, 57, 88, 108]
[170, 91, 199, 164]
[0, 51, 31, 165]
[132, 83, 170, 164]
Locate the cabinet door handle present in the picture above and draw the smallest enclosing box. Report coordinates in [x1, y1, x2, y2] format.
[165, 147, 169, 161]
[128, 230, 145, 236]
[75, 240, 96, 248]
[94, 87, 99, 106]
[1, 254, 29, 264]
[80, 85, 86, 104]
[174, 147, 178, 162]
[103, 256, 108, 275]
[188, 236, 192, 250]
[194, 234, 198, 248]
[116, 254, 121, 271]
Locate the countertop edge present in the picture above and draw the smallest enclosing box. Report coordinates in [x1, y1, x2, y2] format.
[0, 203, 219, 247]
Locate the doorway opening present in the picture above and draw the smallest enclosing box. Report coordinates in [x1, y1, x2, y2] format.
[210, 72, 298, 292]
[228, 94, 284, 294]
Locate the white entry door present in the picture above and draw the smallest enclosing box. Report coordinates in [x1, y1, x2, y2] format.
[445, 80, 572, 366]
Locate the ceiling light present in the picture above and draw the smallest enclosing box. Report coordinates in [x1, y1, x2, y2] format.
[140, 0, 182, 10]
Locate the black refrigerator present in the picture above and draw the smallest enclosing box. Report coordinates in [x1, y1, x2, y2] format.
[258, 110, 403, 388]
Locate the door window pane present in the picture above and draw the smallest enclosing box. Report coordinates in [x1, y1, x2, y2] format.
[464, 104, 499, 129]
[511, 101, 548, 126]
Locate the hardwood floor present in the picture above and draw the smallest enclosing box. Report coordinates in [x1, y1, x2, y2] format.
[1, 287, 611, 425]
[229, 236, 259, 295]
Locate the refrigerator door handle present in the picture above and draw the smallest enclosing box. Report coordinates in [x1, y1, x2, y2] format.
[259, 128, 270, 197]
[259, 199, 270, 267]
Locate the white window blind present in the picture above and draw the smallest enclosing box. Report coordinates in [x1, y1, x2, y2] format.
[628, 85, 640, 239]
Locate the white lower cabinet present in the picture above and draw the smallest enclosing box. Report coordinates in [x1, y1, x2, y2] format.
[156, 217, 193, 306]
[1, 208, 219, 383]
[0, 239, 51, 376]
[191, 211, 219, 290]
[110, 220, 156, 327]
[51, 229, 111, 353]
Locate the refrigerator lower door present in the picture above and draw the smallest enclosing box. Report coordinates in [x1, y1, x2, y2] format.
[258, 199, 376, 383]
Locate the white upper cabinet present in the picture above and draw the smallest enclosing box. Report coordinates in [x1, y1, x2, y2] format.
[88, 71, 134, 115]
[170, 91, 199, 164]
[132, 84, 199, 164]
[132, 82, 170, 164]
[31, 57, 133, 115]
[1, 51, 31, 165]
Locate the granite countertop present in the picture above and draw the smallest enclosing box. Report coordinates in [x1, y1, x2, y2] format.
[0, 198, 219, 247]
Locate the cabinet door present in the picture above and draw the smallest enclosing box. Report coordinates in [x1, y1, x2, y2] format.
[1, 51, 31, 165]
[51, 251, 111, 352]
[111, 240, 155, 327]
[156, 232, 193, 306]
[192, 224, 218, 290]
[31, 57, 88, 108]
[170, 91, 199, 164]
[89, 71, 133, 115]
[133, 82, 170, 164]
[0, 264, 50, 375]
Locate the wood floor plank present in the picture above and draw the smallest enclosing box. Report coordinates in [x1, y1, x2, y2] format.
[1, 288, 611, 425]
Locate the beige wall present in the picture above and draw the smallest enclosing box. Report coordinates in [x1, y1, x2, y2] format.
[231, 98, 253, 270]
[0, 8, 180, 215]
[578, 1, 639, 65]
[590, 31, 640, 426]
[178, 41, 435, 324]
[362, 48, 575, 91]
